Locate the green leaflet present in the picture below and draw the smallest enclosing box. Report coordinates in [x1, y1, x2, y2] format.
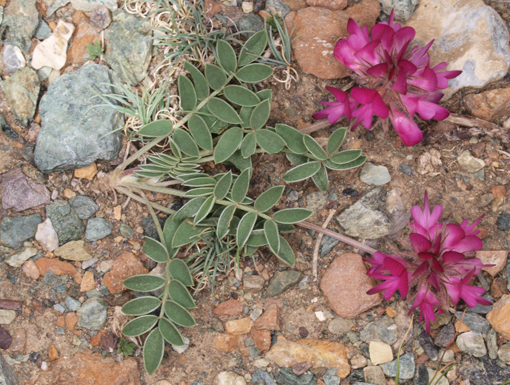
[184, 187, 214, 197]
[231, 168, 251, 203]
[172, 220, 203, 247]
[138, 120, 173, 137]
[237, 211, 257, 248]
[164, 300, 196, 327]
[216, 204, 236, 239]
[283, 161, 321, 182]
[236, 64, 273, 83]
[264, 220, 280, 254]
[181, 177, 216, 187]
[273, 208, 313, 224]
[123, 275, 166, 292]
[214, 127, 243, 163]
[121, 297, 161, 316]
[329, 149, 362, 165]
[178, 75, 197, 111]
[238, 30, 268, 66]
[240, 132, 257, 158]
[159, 318, 184, 346]
[275, 235, 295, 266]
[255, 129, 285, 154]
[183, 62, 209, 100]
[286, 152, 308, 166]
[256, 89, 272, 101]
[168, 258, 194, 287]
[224, 85, 260, 107]
[188, 115, 213, 151]
[194, 195, 216, 224]
[254, 185, 284, 212]
[324, 155, 367, 170]
[214, 171, 232, 200]
[205, 64, 227, 90]
[143, 328, 165, 375]
[216, 40, 237, 73]
[250, 100, 271, 130]
[327, 127, 347, 155]
[224, 149, 252, 171]
[275, 124, 307, 154]
[167, 280, 196, 309]
[171, 198, 205, 224]
[173, 129, 200, 157]
[246, 229, 267, 247]
[240, 106, 253, 128]
[208, 97, 242, 124]
[303, 135, 328, 160]
[312, 163, 329, 191]
[144, 237, 169, 263]
[122, 315, 158, 337]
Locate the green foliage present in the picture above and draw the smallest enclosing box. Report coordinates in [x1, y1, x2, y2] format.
[117, 337, 137, 357]
[87, 40, 104, 60]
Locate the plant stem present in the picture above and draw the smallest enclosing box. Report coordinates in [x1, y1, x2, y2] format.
[116, 186, 175, 215]
[298, 119, 331, 135]
[139, 189, 165, 242]
[296, 221, 377, 255]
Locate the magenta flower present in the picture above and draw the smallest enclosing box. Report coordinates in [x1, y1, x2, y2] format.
[366, 192, 491, 333]
[313, 10, 462, 146]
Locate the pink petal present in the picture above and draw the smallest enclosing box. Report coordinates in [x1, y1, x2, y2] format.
[351, 87, 377, 104]
[366, 63, 389, 78]
[443, 224, 466, 248]
[392, 69, 408, 94]
[410, 66, 438, 92]
[394, 26, 416, 53]
[442, 251, 465, 264]
[410, 233, 432, 253]
[416, 100, 447, 120]
[444, 281, 461, 304]
[409, 40, 433, 68]
[372, 93, 390, 119]
[398, 59, 418, 75]
[450, 235, 483, 253]
[347, 17, 361, 36]
[389, 108, 423, 146]
[355, 40, 382, 66]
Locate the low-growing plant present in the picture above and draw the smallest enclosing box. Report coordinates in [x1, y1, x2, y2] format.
[117, 337, 137, 357]
[87, 40, 104, 60]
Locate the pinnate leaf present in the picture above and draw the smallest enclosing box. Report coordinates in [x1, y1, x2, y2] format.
[231, 168, 250, 203]
[205, 64, 227, 90]
[329, 149, 362, 165]
[168, 280, 196, 309]
[283, 161, 321, 182]
[214, 127, 243, 163]
[144, 237, 169, 263]
[194, 195, 215, 224]
[250, 100, 271, 130]
[324, 155, 366, 170]
[173, 129, 200, 157]
[255, 129, 285, 153]
[238, 30, 268, 66]
[172, 220, 202, 247]
[143, 328, 164, 375]
[312, 163, 329, 191]
[122, 315, 158, 337]
[178, 75, 197, 111]
[138, 120, 173, 137]
[240, 132, 257, 158]
[264, 220, 280, 254]
[123, 275, 166, 292]
[169, 258, 193, 287]
[327, 128, 347, 155]
[237, 211, 257, 248]
[254, 185, 284, 212]
[224, 85, 260, 106]
[216, 204, 236, 239]
[275, 235, 295, 266]
[214, 171, 232, 200]
[216, 40, 237, 73]
[208, 97, 242, 124]
[183, 62, 209, 100]
[188, 115, 213, 151]
[236, 64, 273, 83]
[275, 124, 307, 154]
[122, 297, 161, 316]
[273, 208, 313, 224]
[159, 318, 184, 346]
[303, 135, 327, 160]
[164, 300, 196, 327]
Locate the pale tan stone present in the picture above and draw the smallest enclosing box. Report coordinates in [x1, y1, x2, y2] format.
[225, 317, 253, 335]
[487, 294, 510, 339]
[74, 163, 98, 180]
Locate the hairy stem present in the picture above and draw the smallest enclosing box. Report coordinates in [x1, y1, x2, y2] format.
[139, 190, 165, 242]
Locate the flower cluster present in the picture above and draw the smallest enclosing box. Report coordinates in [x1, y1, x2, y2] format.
[313, 11, 461, 146]
[366, 193, 491, 333]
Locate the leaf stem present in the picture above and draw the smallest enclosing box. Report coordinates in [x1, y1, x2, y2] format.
[139, 189, 165, 242]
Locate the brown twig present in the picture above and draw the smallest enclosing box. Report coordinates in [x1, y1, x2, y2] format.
[298, 119, 332, 135]
[445, 113, 510, 143]
[312, 209, 336, 278]
[297, 221, 377, 255]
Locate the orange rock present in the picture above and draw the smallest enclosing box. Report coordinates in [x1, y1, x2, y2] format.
[213, 334, 239, 352]
[253, 304, 280, 331]
[386, 307, 397, 318]
[463, 88, 510, 121]
[67, 12, 101, 66]
[66, 312, 78, 331]
[35, 258, 78, 276]
[491, 277, 509, 299]
[74, 163, 98, 180]
[56, 315, 65, 327]
[90, 329, 108, 347]
[305, 0, 347, 10]
[103, 252, 148, 294]
[32, 300, 45, 314]
[22, 260, 40, 279]
[204, 0, 222, 18]
[225, 317, 253, 335]
[29, 350, 141, 385]
[80, 271, 96, 292]
[487, 294, 510, 339]
[113, 205, 122, 221]
[320, 253, 382, 319]
[492, 185, 506, 198]
[49, 344, 59, 361]
[266, 336, 350, 379]
[476, 250, 508, 277]
[212, 299, 243, 317]
[455, 320, 471, 333]
[249, 328, 271, 352]
[237, 334, 251, 357]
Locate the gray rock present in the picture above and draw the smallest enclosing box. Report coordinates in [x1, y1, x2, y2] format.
[1, 168, 50, 212]
[497, 212, 510, 232]
[328, 317, 355, 335]
[399, 164, 412, 175]
[65, 296, 81, 312]
[434, 323, 455, 348]
[252, 369, 277, 385]
[120, 223, 134, 238]
[47, 0, 70, 15]
[274, 368, 317, 385]
[454, 312, 490, 334]
[46, 201, 85, 245]
[71, 0, 117, 11]
[306, 191, 328, 212]
[458, 151, 485, 173]
[360, 163, 391, 186]
[465, 294, 493, 314]
[379, 0, 419, 21]
[0, 214, 42, 248]
[34, 64, 123, 173]
[266, 0, 290, 18]
[414, 366, 448, 385]
[90, 6, 112, 30]
[142, 215, 165, 241]
[458, 357, 490, 385]
[375, 316, 398, 345]
[486, 328, 498, 360]
[69, 196, 99, 220]
[363, 366, 385, 385]
[286, 189, 299, 201]
[498, 343, 510, 363]
[77, 297, 107, 330]
[0, 351, 18, 385]
[323, 368, 340, 385]
[456, 331, 487, 357]
[380, 353, 415, 379]
[85, 218, 113, 242]
[418, 328, 439, 361]
[35, 20, 52, 40]
[238, 14, 264, 38]
[3, 45, 26, 73]
[244, 275, 265, 293]
[5, 247, 37, 268]
[337, 187, 392, 239]
[320, 236, 339, 258]
[266, 270, 302, 297]
[172, 335, 189, 354]
[211, 317, 224, 333]
[0, 0, 40, 52]
[0, 67, 40, 126]
[53, 303, 65, 313]
[105, 11, 151, 86]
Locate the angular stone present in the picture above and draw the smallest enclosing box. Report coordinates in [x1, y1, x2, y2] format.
[266, 270, 302, 297]
[35, 258, 78, 277]
[0, 326, 12, 350]
[463, 88, 510, 122]
[253, 304, 280, 331]
[77, 297, 107, 330]
[90, 5, 112, 30]
[49, 344, 59, 361]
[320, 253, 382, 319]
[244, 275, 265, 293]
[54, 240, 92, 261]
[0, 67, 40, 126]
[85, 218, 113, 242]
[0, 214, 42, 248]
[213, 372, 246, 385]
[225, 317, 253, 335]
[0, 310, 16, 324]
[404, 0, 510, 99]
[213, 334, 239, 352]
[0, 351, 17, 385]
[105, 11, 151, 86]
[0, 0, 40, 53]
[34, 64, 123, 173]
[71, 0, 117, 11]
[66, 312, 78, 331]
[5, 247, 37, 267]
[454, 312, 491, 334]
[29, 351, 140, 385]
[359, 163, 391, 186]
[74, 164, 98, 180]
[456, 331, 487, 357]
[69, 195, 99, 220]
[23, 260, 40, 279]
[379, 353, 415, 379]
[46, 201, 85, 245]
[80, 271, 96, 292]
[288, 0, 380, 79]
[250, 328, 271, 352]
[476, 250, 508, 277]
[66, 11, 101, 66]
[0, 301, 23, 311]
[379, 0, 419, 21]
[204, 0, 222, 18]
[486, 294, 510, 339]
[305, 0, 347, 10]
[434, 323, 455, 348]
[7, 329, 26, 355]
[213, 299, 243, 317]
[266, 336, 350, 378]
[363, 366, 385, 385]
[1, 168, 50, 211]
[328, 317, 354, 335]
[3, 45, 26, 73]
[458, 150, 485, 173]
[103, 252, 148, 294]
[369, 341, 393, 365]
[32, 20, 74, 70]
[36, 218, 59, 252]
[337, 187, 392, 239]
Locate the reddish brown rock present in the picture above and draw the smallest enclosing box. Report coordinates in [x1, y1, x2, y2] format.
[212, 299, 243, 317]
[266, 336, 350, 378]
[264, 297, 284, 309]
[282, 0, 307, 11]
[0, 326, 12, 349]
[23, 260, 40, 280]
[90, 6, 112, 31]
[306, 0, 347, 10]
[29, 351, 141, 385]
[250, 328, 271, 352]
[487, 294, 510, 339]
[67, 12, 101, 65]
[213, 334, 239, 352]
[90, 329, 108, 347]
[204, 0, 222, 18]
[253, 304, 280, 331]
[288, 0, 380, 79]
[66, 312, 78, 331]
[103, 252, 148, 294]
[471, 142, 485, 158]
[476, 250, 508, 277]
[463, 88, 510, 121]
[492, 185, 506, 199]
[0, 168, 50, 211]
[320, 253, 382, 319]
[0, 300, 23, 311]
[35, 258, 78, 277]
[49, 344, 59, 361]
[225, 317, 253, 335]
[491, 277, 509, 299]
